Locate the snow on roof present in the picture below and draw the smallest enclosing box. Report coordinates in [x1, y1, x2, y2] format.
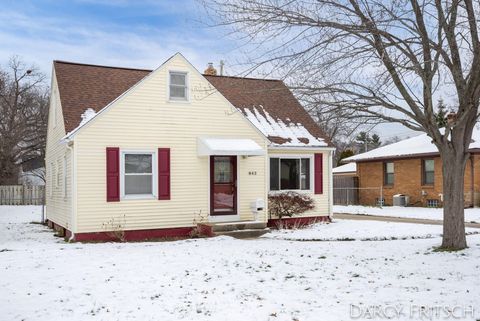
[346, 126, 480, 162]
[332, 162, 357, 173]
[243, 106, 328, 147]
[63, 108, 97, 139]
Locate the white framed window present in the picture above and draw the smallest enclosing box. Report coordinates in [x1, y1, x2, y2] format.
[384, 162, 394, 186]
[50, 162, 54, 197]
[169, 71, 188, 101]
[269, 156, 312, 191]
[62, 155, 67, 198]
[422, 159, 435, 185]
[52, 94, 57, 128]
[56, 159, 61, 188]
[120, 151, 157, 199]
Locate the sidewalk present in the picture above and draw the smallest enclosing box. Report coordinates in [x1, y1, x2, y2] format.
[334, 213, 480, 229]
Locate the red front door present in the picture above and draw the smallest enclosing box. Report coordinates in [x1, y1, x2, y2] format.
[210, 156, 237, 215]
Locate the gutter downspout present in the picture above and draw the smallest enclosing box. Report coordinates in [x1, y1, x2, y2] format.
[66, 141, 75, 241]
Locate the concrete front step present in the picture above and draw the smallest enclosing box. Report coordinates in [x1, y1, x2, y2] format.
[197, 221, 269, 237]
[215, 228, 271, 239]
[202, 221, 267, 232]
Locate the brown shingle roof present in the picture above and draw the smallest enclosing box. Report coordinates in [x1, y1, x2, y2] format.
[54, 61, 150, 132]
[204, 75, 331, 146]
[54, 60, 331, 146]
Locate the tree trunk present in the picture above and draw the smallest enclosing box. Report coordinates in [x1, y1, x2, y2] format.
[0, 158, 19, 185]
[441, 148, 468, 250]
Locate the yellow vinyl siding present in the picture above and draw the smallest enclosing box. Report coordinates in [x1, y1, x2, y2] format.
[45, 71, 72, 229]
[268, 149, 332, 218]
[72, 54, 268, 233]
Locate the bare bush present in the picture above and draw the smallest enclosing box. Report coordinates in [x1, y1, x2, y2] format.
[190, 210, 209, 238]
[268, 192, 315, 220]
[101, 215, 126, 242]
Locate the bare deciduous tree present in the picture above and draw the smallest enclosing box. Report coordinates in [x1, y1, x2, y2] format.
[299, 95, 376, 164]
[202, 0, 480, 249]
[296, 85, 381, 143]
[0, 56, 48, 185]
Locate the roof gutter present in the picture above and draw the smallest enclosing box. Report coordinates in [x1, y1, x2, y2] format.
[345, 152, 441, 163]
[61, 136, 72, 145]
[346, 148, 480, 163]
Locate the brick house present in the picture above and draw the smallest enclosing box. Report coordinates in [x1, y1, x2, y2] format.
[344, 129, 480, 207]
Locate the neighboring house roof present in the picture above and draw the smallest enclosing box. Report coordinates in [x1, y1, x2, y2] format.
[53, 60, 331, 147]
[345, 126, 480, 162]
[332, 162, 356, 174]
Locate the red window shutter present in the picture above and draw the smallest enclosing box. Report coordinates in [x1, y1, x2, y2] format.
[106, 147, 120, 202]
[314, 153, 323, 194]
[158, 148, 171, 200]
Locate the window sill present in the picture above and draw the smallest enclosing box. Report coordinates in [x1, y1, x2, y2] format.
[122, 194, 156, 200]
[383, 185, 394, 188]
[167, 98, 190, 104]
[269, 189, 313, 194]
[421, 185, 434, 188]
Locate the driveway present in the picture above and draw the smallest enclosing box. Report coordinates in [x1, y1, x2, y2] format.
[334, 213, 480, 228]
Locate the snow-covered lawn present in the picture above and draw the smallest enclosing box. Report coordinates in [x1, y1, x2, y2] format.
[263, 219, 480, 241]
[1, 206, 480, 321]
[334, 205, 480, 223]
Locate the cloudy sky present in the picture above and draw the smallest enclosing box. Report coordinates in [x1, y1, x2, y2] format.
[0, 0, 233, 73]
[0, 0, 415, 141]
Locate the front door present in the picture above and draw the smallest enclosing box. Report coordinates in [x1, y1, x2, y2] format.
[210, 156, 237, 215]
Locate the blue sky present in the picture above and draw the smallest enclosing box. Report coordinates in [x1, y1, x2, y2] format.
[0, 0, 414, 140]
[0, 0, 235, 74]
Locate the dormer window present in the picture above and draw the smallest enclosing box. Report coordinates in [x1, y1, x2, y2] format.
[169, 71, 188, 101]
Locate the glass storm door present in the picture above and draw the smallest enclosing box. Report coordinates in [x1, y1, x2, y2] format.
[210, 156, 237, 215]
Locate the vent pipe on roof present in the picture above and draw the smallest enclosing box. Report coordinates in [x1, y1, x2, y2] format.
[219, 60, 224, 76]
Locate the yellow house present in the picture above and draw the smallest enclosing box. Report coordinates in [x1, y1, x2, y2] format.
[45, 53, 334, 241]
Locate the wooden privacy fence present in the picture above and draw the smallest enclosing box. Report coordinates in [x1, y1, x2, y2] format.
[333, 176, 359, 205]
[0, 185, 45, 205]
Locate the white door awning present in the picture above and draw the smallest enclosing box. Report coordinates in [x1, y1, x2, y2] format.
[197, 138, 265, 156]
